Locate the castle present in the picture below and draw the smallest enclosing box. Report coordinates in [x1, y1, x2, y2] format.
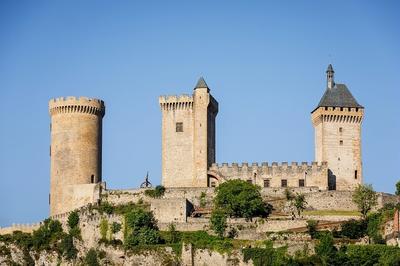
[48, 65, 364, 216]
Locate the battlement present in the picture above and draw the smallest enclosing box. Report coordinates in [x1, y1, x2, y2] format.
[210, 161, 327, 172]
[159, 94, 193, 111]
[49, 96, 105, 117]
[0, 222, 42, 235]
[311, 106, 364, 125]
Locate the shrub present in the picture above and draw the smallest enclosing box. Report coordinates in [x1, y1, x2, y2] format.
[98, 201, 114, 215]
[210, 209, 227, 238]
[145, 185, 166, 198]
[111, 222, 121, 234]
[306, 220, 319, 239]
[200, 192, 207, 208]
[284, 188, 294, 201]
[314, 232, 337, 265]
[243, 241, 289, 266]
[367, 213, 384, 244]
[67, 211, 79, 229]
[85, 248, 100, 266]
[214, 180, 268, 219]
[124, 208, 161, 248]
[340, 219, 367, 239]
[100, 219, 109, 241]
[166, 223, 180, 243]
[32, 219, 63, 251]
[59, 234, 77, 260]
[346, 244, 400, 266]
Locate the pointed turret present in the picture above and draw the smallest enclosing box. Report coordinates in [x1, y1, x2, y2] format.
[326, 64, 335, 89]
[194, 77, 209, 91]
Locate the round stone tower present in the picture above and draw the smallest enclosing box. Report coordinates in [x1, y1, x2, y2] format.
[49, 96, 105, 216]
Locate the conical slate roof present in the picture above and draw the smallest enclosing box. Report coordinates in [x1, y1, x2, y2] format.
[314, 84, 363, 112]
[194, 77, 208, 89]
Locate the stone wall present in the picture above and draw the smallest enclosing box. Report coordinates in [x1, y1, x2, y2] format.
[312, 106, 364, 190]
[209, 162, 328, 190]
[0, 223, 41, 235]
[150, 198, 193, 223]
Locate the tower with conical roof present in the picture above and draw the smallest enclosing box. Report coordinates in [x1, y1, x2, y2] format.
[159, 77, 218, 187]
[311, 65, 364, 190]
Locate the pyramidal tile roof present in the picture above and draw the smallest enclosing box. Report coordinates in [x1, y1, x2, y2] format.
[315, 83, 363, 111]
[194, 77, 209, 89]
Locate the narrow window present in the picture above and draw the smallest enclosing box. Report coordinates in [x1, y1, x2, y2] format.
[340, 140, 343, 145]
[339, 127, 343, 133]
[340, 107, 343, 111]
[176, 122, 183, 132]
[299, 179, 305, 187]
[91, 175, 95, 183]
[325, 107, 328, 111]
[354, 170, 358, 180]
[338, 157, 341, 161]
[264, 179, 270, 188]
[281, 179, 287, 187]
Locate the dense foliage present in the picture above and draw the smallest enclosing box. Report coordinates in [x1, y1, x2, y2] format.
[214, 180, 269, 219]
[396, 181, 400, 196]
[124, 208, 161, 248]
[306, 219, 318, 239]
[145, 185, 166, 198]
[85, 248, 100, 266]
[210, 209, 227, 238]
[352, 184, 378, 218]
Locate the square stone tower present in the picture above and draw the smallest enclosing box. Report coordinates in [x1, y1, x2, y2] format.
[159, 78, 218, 187]
[311, 65, 364, 190]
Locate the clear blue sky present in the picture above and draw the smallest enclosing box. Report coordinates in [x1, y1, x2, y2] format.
[0, 1, 399, 226]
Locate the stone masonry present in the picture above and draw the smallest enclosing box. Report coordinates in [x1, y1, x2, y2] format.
[49, 97, 105, 216]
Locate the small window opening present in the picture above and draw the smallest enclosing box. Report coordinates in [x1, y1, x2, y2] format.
[338, 157, 341, 161]
[281, 179, 287, 187]
[211, 181, 216, 187]
[299, 179, 305, 187]
[340, 140, 343, 145]
[325, 107, 328, 111]
[264, 179, 270, 188]
[91, 175, 95, 183]
[339, 127, 343, 133]
[354, 170, 358, 180]
[340, 107, 343, 111]
[176, 122, 183, 132]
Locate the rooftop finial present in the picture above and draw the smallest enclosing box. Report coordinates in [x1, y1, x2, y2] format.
[326, 64, 335, 89]
[194, 77, 209, 90]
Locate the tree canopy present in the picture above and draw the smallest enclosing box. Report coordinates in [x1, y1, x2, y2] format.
[214, 180, 269, 219]
[352, 184, 378, 219]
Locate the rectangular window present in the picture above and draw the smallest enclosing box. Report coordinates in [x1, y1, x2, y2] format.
[355, 170, 358, 180]
[281, 179, 287, 187]
[340, 140, 343, 145]
[299, 179, 305, 187]
[176, 122, 183, 132]
[263, 179, 270, 188]
[339, 127, 343, 133]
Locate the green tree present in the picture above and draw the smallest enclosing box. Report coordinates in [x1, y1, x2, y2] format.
[214, 180, 268, 219]
[396, 181, 400, 196]
[284, 188, 294, 201]
[352, 184, 378, 219]
[306, 220, 319, 239]
[85, 248, 100, 266]
[67, 211, 79, 229]
[210, 209, 227, 238]
[124, 208, 161, 248]
[32, 219, 63, 251]
[293, 193, 307, 217]
[99, 219, 109, 241]
[314, 232, 337, 266]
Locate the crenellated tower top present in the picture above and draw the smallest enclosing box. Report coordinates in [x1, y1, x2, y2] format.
[49, 96, 105, 117]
